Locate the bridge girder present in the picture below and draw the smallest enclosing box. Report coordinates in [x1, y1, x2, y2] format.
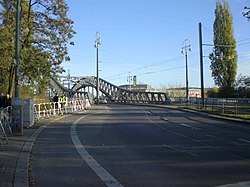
[49, 76, 171, 104]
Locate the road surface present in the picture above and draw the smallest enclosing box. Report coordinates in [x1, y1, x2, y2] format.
[30, 104, 250, 187]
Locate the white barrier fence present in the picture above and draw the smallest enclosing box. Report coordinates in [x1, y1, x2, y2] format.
[34, 99, 91, 119]
[0, 106, 12, 149]
[0, 99, 91, 149]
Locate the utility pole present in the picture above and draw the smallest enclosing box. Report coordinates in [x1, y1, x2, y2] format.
[181, 39, 191, 103]
[94, 32, 101, 105]
[199, 22, 205, 102]
[14, 0, 21, 98]
[127, 74, 133, 91]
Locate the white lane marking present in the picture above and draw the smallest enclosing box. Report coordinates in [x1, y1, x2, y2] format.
[163, 144, 199, 157]
[179, 123, 202, 130]
[238, 138, 250, 144]
[215, 181, 250, 187]
[179, 123, 192, 128]
[160, 117, 168, 121]
[71, 115, 124, 187]
[147, 111, 152, 114]
[205, 134, 219, 139]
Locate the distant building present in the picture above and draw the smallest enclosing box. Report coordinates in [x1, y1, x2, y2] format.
[167, 87, 201, 98]
[119, 84, 202, 100]
[119, 84, 156, 92]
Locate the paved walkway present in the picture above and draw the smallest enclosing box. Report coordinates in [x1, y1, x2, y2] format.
[0, 127, 36, 187]
[0, 117, 54, 187]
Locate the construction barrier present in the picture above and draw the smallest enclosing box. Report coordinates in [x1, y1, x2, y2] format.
[0, 106, 12, 149]
[34, 99, 91, 120]
[0, 98, 91, 149]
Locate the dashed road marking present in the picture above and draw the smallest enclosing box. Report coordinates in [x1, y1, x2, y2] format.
[179, 123, 202, 130]
[179, 123, 192, 128]
[163, 144, 199, 157]
[160, 117, 168, 121]
[238, 138, 250, 144]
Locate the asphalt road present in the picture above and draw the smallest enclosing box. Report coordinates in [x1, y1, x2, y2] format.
[30, 104, 250, 187]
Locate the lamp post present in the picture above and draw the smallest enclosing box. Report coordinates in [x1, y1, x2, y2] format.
[127, 73, 133, 91]
[94, 32, 101, 105]
[14, 0, 21, 98]
[181, 39, 191, 103]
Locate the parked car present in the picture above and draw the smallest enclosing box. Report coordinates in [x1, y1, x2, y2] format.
[99, 99, 107, 104]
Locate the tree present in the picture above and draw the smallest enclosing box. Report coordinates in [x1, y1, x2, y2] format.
[0, 0, 16, 96]
[243, 6, 250, 21]
[235, 75, 250, 97]
[0, 0, 76, 97]
[209, 0, 238, 97]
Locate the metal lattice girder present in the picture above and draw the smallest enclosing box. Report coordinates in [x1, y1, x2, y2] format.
[49, 76, 69, 95]
[51, 76, 171, 104]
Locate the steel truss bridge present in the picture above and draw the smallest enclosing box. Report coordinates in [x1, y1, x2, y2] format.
[49, 76, 171, 104]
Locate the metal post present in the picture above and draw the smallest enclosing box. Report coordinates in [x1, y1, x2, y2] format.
[15, 0, 21, 98]
[182, 39, 191, 104]
[96, 47, 99, 104]
[94, 32, 101, 105]
[127, 74, 132, 91]
[185, 51, 188, 102]
[199, 23, 205, 103]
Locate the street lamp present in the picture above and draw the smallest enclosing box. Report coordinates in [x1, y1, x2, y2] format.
[14, 0, 21, 98]
[181, 39, 191, 103]
[94, 32, 101, 105]
[127, 73, 133, 91]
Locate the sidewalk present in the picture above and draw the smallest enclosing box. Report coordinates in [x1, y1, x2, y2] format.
[0, 106, 86, 187]
[0, 128, 36, 187]
[0, 117, 53, 187]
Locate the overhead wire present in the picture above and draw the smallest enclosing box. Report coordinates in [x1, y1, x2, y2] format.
[102, 23, 250, 82]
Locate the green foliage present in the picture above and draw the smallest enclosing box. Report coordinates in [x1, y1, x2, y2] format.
[206, 87, 219, 98]
[235, 75, 250, 97]
[209, 0, 238, 91]
[243, 7, 250, 21]
[0, 0, 75, 97]
[217, 85, 237, 98]
[206, 86, 236, 98]
[207, 75, 250, 98]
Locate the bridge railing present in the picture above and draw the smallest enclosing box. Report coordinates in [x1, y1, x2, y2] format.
[34, 98, 91, 120]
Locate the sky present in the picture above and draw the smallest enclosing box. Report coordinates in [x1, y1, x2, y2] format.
[62, 0, 250, 89]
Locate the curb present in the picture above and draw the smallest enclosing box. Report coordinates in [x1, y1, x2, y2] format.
[13, 114, 73, 187]
[13, 125, 47, 187]
[181, 108, 250, 124]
